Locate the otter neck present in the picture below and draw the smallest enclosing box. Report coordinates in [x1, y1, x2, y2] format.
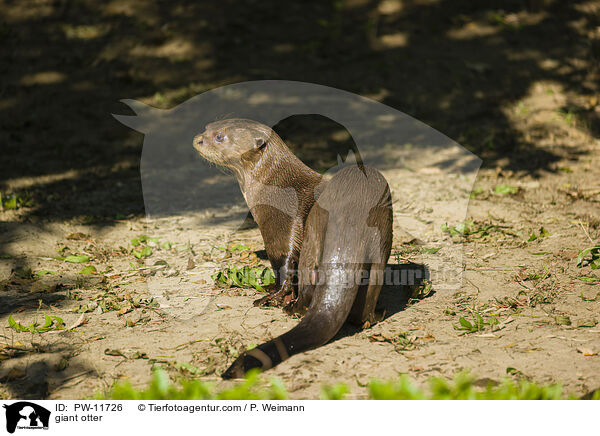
[233, 135, 322, 205]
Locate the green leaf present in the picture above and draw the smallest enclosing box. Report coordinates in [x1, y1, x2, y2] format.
[36, 315, 54, 332]
[577, 246, 600, 268]
[79, 265, 97, 275]
[577, 276, 599, 283]
[321, 383, 349, 400]
[494, 184, 518, 195]
[469, 186, 484, 199]
[476, 313, 484, 328]
[228, 244, 249, 252]
[459, 317, 472, 329]
[3, 195, 18, 210]
[211, 266, 275, 291]
[132, 246, 152, 259]
[52, 315, 65, 329]
[8, 315, 30, 332]
[35, 270, 57, 278]
[64, 255, 91, 263]
[8, 313, 64, 333]
[528, 227, 549, 242]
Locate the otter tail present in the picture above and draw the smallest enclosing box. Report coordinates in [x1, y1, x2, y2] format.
[221, 164, 391, 379]
[221, 262, 364, 379]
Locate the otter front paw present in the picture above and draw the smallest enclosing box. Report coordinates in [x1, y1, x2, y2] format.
[253, 294, 276, 307]
[253, 283, 294, 308]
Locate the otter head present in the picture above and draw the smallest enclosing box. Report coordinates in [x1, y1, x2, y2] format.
[193, 118, 269, 170]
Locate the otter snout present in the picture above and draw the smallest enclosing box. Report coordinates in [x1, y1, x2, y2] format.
[193, 134, 204, 151]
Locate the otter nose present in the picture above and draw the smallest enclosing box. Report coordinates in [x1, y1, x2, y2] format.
[194, 134, 204, 147]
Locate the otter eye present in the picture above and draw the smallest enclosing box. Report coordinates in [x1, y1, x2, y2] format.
[214, 133, 225, 143]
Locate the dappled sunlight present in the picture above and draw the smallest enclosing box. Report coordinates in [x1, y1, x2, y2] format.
[19, 71, 66, 86]
[0, 0, 599, 400]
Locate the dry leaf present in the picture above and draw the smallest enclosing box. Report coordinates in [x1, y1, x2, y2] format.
[576, 319, 597, 328]
[55, 357, 69, 371]
[67, 313, 87, 330]
[66, 232, 90, 240]
[367, 333, 393, 343]
[125, 317, 136, 327]
[4, 368, 25, 380]
[577, 347, 597, 356]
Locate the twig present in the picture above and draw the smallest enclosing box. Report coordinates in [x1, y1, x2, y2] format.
[578, 220, 594, 244]
[61, 369, 95, 384]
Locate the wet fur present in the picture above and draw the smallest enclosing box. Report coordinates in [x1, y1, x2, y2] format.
[193, 119, 392, 378]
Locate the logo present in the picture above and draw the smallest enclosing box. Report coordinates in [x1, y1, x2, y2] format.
[3, 402, 50, 434]
[114, 80, 481, 295]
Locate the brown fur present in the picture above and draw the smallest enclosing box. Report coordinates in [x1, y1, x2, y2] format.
[194, 119, 322, 306]
[194, 119, 393, 378]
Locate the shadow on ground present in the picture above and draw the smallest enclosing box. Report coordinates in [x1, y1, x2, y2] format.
[1, 0, 598, 228]
[334, 261, 431, 341]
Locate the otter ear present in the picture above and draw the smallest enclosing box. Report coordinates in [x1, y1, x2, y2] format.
[254, 137, 266, 149]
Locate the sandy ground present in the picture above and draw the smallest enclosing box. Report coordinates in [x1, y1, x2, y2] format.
[1, 100, 599, 398]
[0, 0, 599, 399]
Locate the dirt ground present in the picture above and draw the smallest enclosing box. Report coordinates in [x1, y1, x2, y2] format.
[1, 0, 599, 399]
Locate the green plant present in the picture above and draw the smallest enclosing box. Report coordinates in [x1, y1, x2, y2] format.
[453, 310, 499, 335]
[212, 266, 275, 292]
[528, 227, 550, 242]
[409, 279, 433, 300]
[556, 109, 575, 126]
[216, 244, 249, 252]
[368, 332, 417, 351]
[577, 246, 600, 270]
[494, 184, 518, 196]
[577, 276, 599, 284]
[441, 220, 516, 242]
[79, 265, 97, 275]
[100, 369, 287, 400]
[469, 186, 484, 199]
[8, 314, 65, 333]
[369, 373, 573, 400]
[0, 192, 33, 210]
[130, 235, 175, 259]
[99, 370, 599, 400]
[441, 220, 475, 238]
[34, 270, 57, 278]
[321, 383, 349, 400]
